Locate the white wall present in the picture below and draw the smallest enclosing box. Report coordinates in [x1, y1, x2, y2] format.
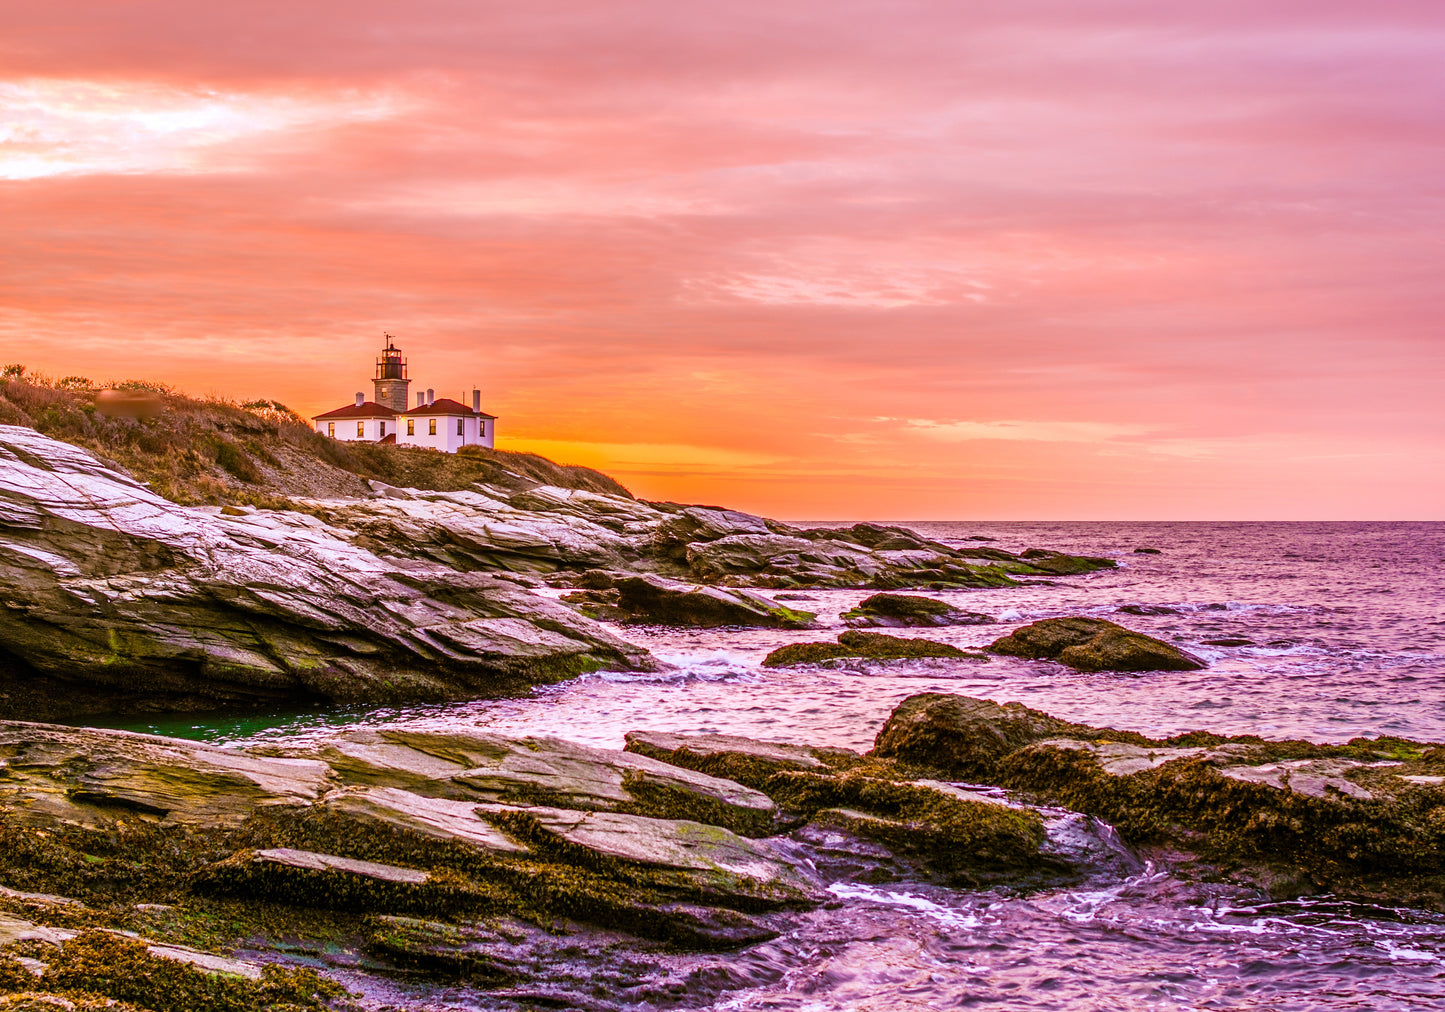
[395, 414, 495, 452]
[315, 417, 394, 442]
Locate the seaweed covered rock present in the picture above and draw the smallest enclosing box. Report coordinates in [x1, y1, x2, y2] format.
[869, 693, 1445, 908]
[1011, 549, 1117, 575]
[623, 730, 1099, 888]
[563, 574, 816, 628]
[624, 731, 857, 791]
[987, 617, 1206, 672]
[481, 805, 821, 910]
[0, 928, 348, 1012]
[0, 718, 821, 980]
[762, 631, 983, 668]
[842, 593, 992, 628]
[871, 693, 1082, 779]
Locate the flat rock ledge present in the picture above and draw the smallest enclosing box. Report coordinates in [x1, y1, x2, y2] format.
[561, 573, 817, 628]
[3, 700, 1441, 1009]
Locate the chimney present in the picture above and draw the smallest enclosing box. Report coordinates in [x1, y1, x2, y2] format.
[355, 392, 364, 407]
[472, 389, 480, 412]
[416, 392, 425, 408]
[426, 388, 435, 406]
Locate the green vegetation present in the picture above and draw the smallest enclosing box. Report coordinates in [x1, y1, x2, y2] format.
[0, 931, 351, 1012]
[0, 371, 630, 507]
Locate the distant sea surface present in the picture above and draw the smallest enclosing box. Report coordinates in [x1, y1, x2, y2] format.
[128, 521, 1445, 1011]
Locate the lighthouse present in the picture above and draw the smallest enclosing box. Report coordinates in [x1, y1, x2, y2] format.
[372, 334, 411, 412]
[313, 336, 497, 452]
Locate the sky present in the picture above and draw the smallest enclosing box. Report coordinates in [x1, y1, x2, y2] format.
[2, 1, 1442, 519]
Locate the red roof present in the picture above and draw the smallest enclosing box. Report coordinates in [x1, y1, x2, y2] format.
[313, 401, 399, 420]
[403, 397, 497, 418]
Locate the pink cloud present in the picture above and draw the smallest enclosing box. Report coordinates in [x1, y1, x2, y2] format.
[0, 1, 1441, 517]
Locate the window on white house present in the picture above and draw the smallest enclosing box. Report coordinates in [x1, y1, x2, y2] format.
[457, 418, 464, 436]
[429, 419, 437, 435]
[328, 422, 335, 437]
[479, 421, 486, 437]
[380, 422, 386, 437]
[407, 419, 415, 436]
[357, 421, 365, 437]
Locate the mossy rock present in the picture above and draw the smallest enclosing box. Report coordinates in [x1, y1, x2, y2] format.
[841, 593, 993, 628]
[987, 616, 1205, 672]
[869, 692, 1445, 908]
[762, 630, 983, 668]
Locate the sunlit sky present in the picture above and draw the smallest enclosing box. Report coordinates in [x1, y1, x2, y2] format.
[3, 2, 1442, 518]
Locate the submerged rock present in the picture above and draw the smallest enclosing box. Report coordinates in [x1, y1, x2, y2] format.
[841, 593, 992, 628]
[762, 630, 984, 668]
[987, 616, 1206, 672]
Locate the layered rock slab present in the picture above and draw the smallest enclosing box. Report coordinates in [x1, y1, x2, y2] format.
[282, 728, 779, 836]
[0, 426, 652, 717]
[561, 573, 817, 628]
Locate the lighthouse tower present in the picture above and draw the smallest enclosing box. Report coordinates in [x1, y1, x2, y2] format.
[372, 334, 410, 412]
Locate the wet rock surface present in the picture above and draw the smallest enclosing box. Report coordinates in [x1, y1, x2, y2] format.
[1, 700, 1442, 1010]
[873, 692, 1445, 908]
[762, 630, 986, 668]
[277, 727, 780, 836]
[841, 592, 993, 628]
[562, 573, 817, 628]
[987, 616, 1207, 671]
[0, 426, 1117, 718]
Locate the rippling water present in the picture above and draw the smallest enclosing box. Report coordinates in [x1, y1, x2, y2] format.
[120, 521, 1445, 1009]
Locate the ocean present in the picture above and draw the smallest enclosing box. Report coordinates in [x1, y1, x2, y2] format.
[128, 521, 1445, 1010]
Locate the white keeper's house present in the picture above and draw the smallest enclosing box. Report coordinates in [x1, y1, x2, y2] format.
[312, 336, 497, 452]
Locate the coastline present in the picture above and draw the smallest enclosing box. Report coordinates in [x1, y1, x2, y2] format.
[1, 421, 1442, 1010]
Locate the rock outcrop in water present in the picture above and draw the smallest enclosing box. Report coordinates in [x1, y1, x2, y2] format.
[762, 631, 984, 668]
[873, 692, 1445, 907]
[987, 616, 1206, 672]
[841, 592, 992, 628]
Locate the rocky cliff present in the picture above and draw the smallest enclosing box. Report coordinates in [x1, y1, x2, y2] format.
[0, 424, 1114, 717]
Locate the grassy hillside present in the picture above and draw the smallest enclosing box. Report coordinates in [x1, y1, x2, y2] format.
[0, 370, 632, 507]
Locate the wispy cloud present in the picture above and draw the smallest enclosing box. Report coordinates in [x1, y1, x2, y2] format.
[889, 418, 1151, 444]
